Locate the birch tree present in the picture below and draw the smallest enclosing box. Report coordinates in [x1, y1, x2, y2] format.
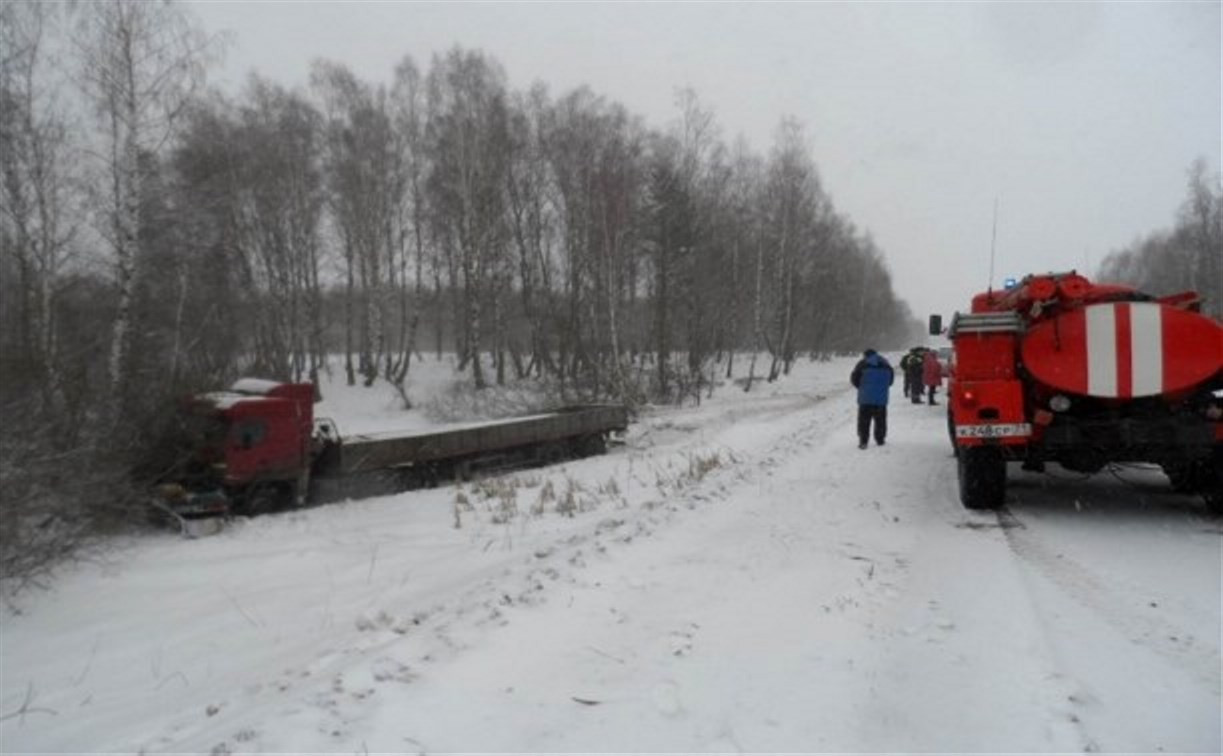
[313, 60, 401, 386]
[0, 1, 76, 412]
[387, 55, 428, 387]
[673, 89, 720, 399]
[505, 84, 558, 379]
[761, 117, 822, 380]
[73, 0, 213, 401]
[230, 79, 326, 381]
[1179, 159, 1222, 318]
[1098, 160, 1222, 319]
[425, 48, 510, 389]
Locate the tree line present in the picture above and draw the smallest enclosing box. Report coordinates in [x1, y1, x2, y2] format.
[3, 1, 919, 416]
[1, 0, 919, 579]
[1097, 159, 1222, 319]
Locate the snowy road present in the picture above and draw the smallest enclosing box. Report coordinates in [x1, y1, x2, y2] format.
[2, 359, 1219, 753]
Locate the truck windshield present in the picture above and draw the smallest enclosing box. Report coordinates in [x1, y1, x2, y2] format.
[147, 407, 228, 483]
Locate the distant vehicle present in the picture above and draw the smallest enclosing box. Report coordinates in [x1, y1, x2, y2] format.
[153, 379, 629, 534]
[936, 346, 953, 374]
[930, 271, 1222, 512]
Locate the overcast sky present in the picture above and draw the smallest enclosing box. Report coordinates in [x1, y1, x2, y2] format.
[187, 1, 1221, 322]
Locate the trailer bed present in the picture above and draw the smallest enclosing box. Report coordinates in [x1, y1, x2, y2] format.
[317, 404, 628, 476]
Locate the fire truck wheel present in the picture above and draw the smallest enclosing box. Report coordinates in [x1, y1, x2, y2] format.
[1161, 463, 1196, 493]
[958, 446, 1006, 510]
[1202, 449, 1223, 515]
[1203, 487, 1223, 516]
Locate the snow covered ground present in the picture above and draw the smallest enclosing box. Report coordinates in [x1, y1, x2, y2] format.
[2, 356, 1219, 754]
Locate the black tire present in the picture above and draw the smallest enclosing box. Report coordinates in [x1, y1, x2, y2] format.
[1203, 486, 1223, 516]
[1162, 463, 1196, 493]
[958, 446, 1006, 510]
[1200, 447, 1223, 516]
[538, 441, 568, 466]
[572, 434, 606, 458]
[417, 463, 440, 489]
[288, 470, 310, 508]
[584, 433, 607, 457]
[946, 408, 958, 456]
[236, 483, 284, 516]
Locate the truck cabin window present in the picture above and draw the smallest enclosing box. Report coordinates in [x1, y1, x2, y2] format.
[232, 420, 266, 450]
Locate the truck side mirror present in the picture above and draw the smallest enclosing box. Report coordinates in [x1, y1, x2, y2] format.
[928, 314, 942, 336]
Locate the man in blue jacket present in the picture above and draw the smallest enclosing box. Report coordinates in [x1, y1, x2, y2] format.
[850, 348, 895, 450]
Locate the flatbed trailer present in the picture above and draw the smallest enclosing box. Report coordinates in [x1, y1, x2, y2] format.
[319, 405, 627, 475]
[310, 405, 628, 499]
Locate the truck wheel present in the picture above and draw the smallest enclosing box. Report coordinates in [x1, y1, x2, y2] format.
[238, 483, 283, 516]
[538, 441, 567, 466]
[289, 470, 310, 508]
[576, 434, 606, 458]
[946, 409, 958, 456]
[958, 446, 1006, 510]
[418, 463, 440, 489]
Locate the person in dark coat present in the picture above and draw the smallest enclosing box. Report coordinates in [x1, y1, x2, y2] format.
[922, 348, 943, 405]
[850, 348, 894, 449]
[905, 347, 927, 404]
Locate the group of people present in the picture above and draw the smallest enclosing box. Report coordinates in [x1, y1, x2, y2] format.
[849, 346, 944, 450]
[900, 346, 944, 406]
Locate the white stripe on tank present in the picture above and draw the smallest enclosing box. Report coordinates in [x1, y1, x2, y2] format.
[1086, 304, 1117, 397]
[1130, 303, 1163, 396]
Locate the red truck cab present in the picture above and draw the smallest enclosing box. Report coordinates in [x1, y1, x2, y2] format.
[206, 379, 315, 492]
[158, 379, 316, 517]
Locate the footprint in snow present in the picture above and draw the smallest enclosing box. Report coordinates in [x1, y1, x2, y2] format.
[669, 623, 700, 656]
[371, 657, 416, 684]
[652, 680, 683, 717]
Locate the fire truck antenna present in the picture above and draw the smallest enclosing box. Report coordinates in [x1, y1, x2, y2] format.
[987, 197, 999, 294]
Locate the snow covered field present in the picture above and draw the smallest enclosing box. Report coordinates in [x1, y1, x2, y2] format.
[2, 356, 1219, 754]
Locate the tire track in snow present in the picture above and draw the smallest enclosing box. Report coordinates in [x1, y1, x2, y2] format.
[834, 406, 1090, 753]
[996, 505, 1222, 697]
[987, 501, 1222, 752]
[169, 381, 857, 753]
[920, 412, 1220, 737]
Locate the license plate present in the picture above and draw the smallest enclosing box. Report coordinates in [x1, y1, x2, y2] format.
[955, 423, 1032, 439]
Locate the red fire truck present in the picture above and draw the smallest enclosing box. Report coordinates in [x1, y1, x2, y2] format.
[932, 272, 1222, 511]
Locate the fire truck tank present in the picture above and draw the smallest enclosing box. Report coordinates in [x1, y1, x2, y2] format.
[1020, 301, 1223, 399]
